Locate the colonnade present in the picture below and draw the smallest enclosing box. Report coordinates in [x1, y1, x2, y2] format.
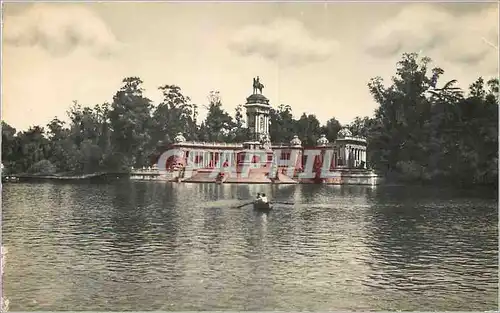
[252, 114, 269, 136]
[187, 150, 235, 168]
[332, 145, 366, 168]
[178, 144, 366, 171]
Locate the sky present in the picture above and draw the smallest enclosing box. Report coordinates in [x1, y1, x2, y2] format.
[2, 1, 498, 131]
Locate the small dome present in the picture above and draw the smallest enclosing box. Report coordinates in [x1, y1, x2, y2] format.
[337, 128, 352, 138]
[173, 132, 186, 143]
[317, 134, 329, 146]
[290, 135, 302, 147]
[246, 93, 270, 104]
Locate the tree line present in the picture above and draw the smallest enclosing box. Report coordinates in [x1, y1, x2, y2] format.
[2, 53, 498, 186]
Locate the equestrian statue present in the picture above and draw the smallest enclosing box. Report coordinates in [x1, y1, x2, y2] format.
[253, 76, 264, 94]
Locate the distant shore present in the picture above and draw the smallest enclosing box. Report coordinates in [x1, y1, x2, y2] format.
[2, 170, 496, 188]
[2, 172, 129, 182]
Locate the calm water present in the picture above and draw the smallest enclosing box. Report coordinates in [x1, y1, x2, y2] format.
[2, 181, 498, 311]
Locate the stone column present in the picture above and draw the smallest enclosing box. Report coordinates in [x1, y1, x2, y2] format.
[345, 145, 349, 167]
[350, 147, 354, 168]
[340, 146, 344, 164]
[337, 147, 340, 166]
[353, 148, 356, 167]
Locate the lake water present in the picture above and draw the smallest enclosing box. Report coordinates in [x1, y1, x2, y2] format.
[2, 181, 498, 311]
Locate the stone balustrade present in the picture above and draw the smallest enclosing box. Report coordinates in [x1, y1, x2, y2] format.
[173, 141, 244, 148]
[337, 136, 367, 143]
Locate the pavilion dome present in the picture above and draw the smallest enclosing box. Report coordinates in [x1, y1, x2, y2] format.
[337, 128, 353, 138]
[173, 132, 186, 143]
[316, 134, 329, 146]
[246, 93, 270, 104]
[290, 135, 302, 147]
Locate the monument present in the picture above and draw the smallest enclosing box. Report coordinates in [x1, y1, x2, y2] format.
[245, 76, 271, 143]
[131, 76, 378, 185]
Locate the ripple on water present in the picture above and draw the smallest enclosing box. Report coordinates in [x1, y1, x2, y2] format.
[2, 182, 498, 311]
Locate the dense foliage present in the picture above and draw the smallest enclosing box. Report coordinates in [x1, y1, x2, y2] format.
[366, 53, 498, 186]
[2, 53, 498, 186]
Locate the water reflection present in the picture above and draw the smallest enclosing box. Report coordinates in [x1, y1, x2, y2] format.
[2, 182, 497, 311]
[364, 185, 498, 310]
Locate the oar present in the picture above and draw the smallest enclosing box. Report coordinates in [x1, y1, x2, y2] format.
[271, 201, 295, 205]
[234, 201, 253, 209]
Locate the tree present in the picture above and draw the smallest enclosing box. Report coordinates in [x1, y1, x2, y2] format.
[152, 84, 198, 143]
[229, 104, 249, 142]
[109, 77, 153, 169]
[203, 91, 234, 142]
[269, 104, 295, 144]
[321, 118, 342, 142]
[347, 117, 374, 138]
[295, 113, 321, 146]
[366, 52, 497, 186]
[1, 121, 18, 172]
[367, 53, 440, 174]
[11, 126, 51, 173]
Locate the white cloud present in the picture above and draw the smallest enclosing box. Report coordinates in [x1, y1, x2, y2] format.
[365, 4, 498, 72]
[228, 18, 339, 66]
[3, 3, 121, 57]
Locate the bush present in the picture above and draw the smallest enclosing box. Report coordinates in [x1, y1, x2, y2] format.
[28, 159, 57, 175]
[396, 160, 428, 181]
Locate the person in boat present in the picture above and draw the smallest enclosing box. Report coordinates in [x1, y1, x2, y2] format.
[259, 193, 268, 203]
[256, 193, 262, 200]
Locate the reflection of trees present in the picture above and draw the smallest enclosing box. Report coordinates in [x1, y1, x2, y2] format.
[202, 207, 224, 257]
[365, 186, 498, 309]
[109, 181, 148, 246]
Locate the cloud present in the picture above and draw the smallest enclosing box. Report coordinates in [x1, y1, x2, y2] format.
[3, 3, 121, 57]
[228, 18, 339, 66]
[365, 4, 498, 68]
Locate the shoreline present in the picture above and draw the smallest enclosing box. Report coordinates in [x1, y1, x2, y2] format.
[2, 172, 128, 182]
[3, 171, 496, 189]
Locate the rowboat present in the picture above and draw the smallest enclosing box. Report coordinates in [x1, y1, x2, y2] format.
[253, 199, 272, 211]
